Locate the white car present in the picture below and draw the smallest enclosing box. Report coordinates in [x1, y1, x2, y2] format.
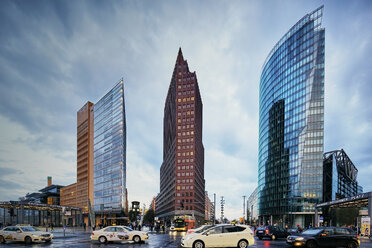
[91, 226, 130, 244]
[122, 226, 149, 243]
[0, 225, 53, 244]
[181, 224, 254, 248]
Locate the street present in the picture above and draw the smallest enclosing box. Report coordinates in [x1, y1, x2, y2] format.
[1, 231, 372, 248]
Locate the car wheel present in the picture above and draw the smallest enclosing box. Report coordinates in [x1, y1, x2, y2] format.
[0, 236, 5, 244]
[347, 241, 357, 248]
[306, 240, 317, 248]
[45, 239, 51, 243]
[238, 239, 249, 248]
[271, 234, 276, 240]
[99, 236, 107, 244]
[133, 235, 141, 243]
[25, 236, 32, 244]
[193, 240, 205, 248]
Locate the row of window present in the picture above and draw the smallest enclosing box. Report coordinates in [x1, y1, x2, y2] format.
[178, 103, 195, 110]
[178, 118, 195, 123]
[177, 165, 194, 171]
[177, 97, 195, 103]
[178, 124, 194, 131]
[177, 110, 195, 116]
[177, 158, 194, 163]
[178, 145, 193, 150]
[177, 185, 194, 191]
[177, 178, 193, 184]
[177, 131, 194, 137]
[177, 151, 194, 157]
[177, 90, 195, 96]
[177, 172, 194, 177]
[178, 138, 194, 143]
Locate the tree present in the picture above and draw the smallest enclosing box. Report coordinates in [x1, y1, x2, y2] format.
[143, 209, 155, 225]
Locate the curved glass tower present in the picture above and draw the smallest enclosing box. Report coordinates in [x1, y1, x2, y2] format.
[258, 6, 325, 227]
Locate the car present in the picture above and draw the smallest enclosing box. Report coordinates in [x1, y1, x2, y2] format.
[286, 227, 360, 248]
[181, 224, 255, 248]
[187, 225, 213, 235]
[121, 226, 149, 243]
[0, 225, 53, 244]
[255, 225, 290, 240]
[91, 226, 130, 244]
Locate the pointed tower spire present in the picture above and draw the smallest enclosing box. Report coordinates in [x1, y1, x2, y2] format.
[176, 47, 184, 64]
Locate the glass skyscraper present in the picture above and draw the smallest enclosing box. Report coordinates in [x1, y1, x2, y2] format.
[258, 6, 325, 227]
[93, 80, 127, 215]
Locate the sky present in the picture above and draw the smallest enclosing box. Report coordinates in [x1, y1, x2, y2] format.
[0, 0, 372, 220]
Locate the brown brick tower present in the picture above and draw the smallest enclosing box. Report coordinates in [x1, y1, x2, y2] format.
[60, 101, 94, 226]
[156, 48, 205, 225]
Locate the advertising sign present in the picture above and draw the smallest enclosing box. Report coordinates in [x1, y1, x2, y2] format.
[361, 216, 370, 237]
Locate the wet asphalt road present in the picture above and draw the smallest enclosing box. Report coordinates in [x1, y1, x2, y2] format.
[1, 232, 372, 248]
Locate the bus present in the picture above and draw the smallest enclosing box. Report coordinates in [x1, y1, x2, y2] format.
[173, 216, 195, 232]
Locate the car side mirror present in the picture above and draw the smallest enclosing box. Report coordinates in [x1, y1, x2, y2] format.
[204, 232, 209, 236]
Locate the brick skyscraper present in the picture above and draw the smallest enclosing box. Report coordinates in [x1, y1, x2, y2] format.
[156, 48, 205, 224]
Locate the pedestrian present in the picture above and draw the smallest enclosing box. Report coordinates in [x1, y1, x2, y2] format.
[51, 223, 54, 232]
[0, 222, 3, 229]
[83, 222, 86, 231]
[138, 224, 141, 231]
[297, 224, 303, 233]
[162, 225, 165, 232]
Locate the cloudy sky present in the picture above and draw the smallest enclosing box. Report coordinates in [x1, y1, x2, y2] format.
[0, 0, 372, 220]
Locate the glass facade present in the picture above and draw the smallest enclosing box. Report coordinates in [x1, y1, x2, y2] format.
[258, 6, 325, 227]
[323, 149, 361, 202]
[93, 80, 126, 213]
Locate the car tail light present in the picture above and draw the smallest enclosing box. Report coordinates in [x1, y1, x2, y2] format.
[91, 233, 94, 236]
[357, 235, 359, 238]
[265, 229, 269, 234]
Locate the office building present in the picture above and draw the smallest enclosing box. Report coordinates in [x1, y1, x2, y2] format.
[247, 187, 258, 225]
[323, 149, 362, 202]
[93, 80, 127, 220]
[156, 48, 205, 225]
[60, 102, 94, 224]
[258, 6, 325, 227]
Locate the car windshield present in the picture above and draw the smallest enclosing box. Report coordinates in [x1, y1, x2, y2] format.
[195, 225, 212, 233]
[20, 226, 40, 232]
[302, 229, 323, 235]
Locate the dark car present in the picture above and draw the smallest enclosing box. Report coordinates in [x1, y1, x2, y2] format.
[256, 225, 290, 240]
[286, 227, 360, 248]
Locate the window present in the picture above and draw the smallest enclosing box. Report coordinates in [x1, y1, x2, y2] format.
[208, 226, 223, 235]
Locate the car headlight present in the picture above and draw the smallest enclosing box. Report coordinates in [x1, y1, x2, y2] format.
[295, 237, 305, 241]
[32, 234, 39, 238]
